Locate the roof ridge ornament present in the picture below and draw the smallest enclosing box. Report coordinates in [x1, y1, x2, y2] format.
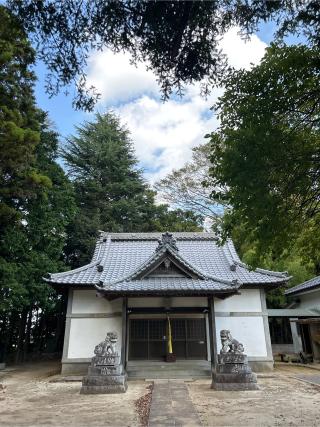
[156, 232, 179, 252]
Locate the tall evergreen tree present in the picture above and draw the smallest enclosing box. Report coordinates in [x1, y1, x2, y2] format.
[63, 112, 200, 268]
[0, 6, 76, 362]
[0, 115, 76, 362]
[0, 5, 48, 231]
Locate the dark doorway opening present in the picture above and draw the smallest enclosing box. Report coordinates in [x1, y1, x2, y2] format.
[128, 317, 207, 360]
[300, 323, 313, 355]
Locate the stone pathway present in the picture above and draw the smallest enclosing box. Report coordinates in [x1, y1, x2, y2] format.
[293, 372, 320, 386]
[148, 380, 201, 426]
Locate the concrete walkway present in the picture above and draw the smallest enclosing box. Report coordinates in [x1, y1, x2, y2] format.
[148, 380, 201, 426]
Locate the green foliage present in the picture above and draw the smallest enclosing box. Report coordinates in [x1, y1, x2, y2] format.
[151, 207, 202, 233]
[208, 44, 320, 260]
[0, 115, 76, 310]
[0, 5, 45, 230]
[8, 1, 320, 109]
[63, 112, 200, 267]
[0, 7, 76, 361]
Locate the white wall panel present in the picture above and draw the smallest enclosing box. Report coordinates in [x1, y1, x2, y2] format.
[298, 290, 320, 308]
[215, 289, 262, 312]
[72, 290, 122, 314]
[68, 317, 122, 358]
[215, 316, 267, 357]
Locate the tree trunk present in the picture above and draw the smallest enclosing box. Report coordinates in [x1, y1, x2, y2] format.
[15, 309, 28, 364]
[54, 294, 68, 353]
[23, 309, 32, 362]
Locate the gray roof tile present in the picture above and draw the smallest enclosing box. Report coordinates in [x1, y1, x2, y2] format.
[46, 232, 289, 293]
[285, 275, 320, 296]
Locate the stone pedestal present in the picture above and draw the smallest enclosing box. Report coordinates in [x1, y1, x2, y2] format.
[212, 353, 259, 391]
[80, 332, 127, 394]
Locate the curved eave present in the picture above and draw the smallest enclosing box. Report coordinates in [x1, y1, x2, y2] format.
[95, 287, 241, 300]
[223, 240, 289, 280]
[241, 278, 291, 290]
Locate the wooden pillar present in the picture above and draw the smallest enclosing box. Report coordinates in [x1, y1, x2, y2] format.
[208, 296, 218, 375]
[121, 297, 127, 369]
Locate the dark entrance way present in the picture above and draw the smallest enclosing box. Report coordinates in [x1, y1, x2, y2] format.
[128, 318, 207, 360]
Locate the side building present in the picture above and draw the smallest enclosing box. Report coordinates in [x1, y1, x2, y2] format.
[268, 277, 320, 362]
[45, 232, 288, 376]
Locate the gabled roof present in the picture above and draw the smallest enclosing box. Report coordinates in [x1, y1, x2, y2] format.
[285, 275, 320, 296]
[45, 232, 289, 296]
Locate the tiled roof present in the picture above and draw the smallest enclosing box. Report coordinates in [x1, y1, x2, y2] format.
[45, 232, 289, 294]
[285, 275, 320, 296]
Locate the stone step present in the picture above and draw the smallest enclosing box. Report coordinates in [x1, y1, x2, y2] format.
[128, 372, 210, 379]
[127, 369, 211, 379]
[127, 362, 210, 370]
[127, 360, 211, 379]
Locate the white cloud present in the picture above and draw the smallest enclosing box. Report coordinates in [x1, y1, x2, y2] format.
[115, 94, 219, 184]
[86, 28, 267, 183]
[220, 27, 267, 69]
[86, 50, 159, 104]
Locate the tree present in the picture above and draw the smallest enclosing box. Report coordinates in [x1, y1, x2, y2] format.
[0, 115, 76, 362]
[151, 207, 202, 233]
[8, 0, 320, 110]
[0, 5, 48, 232]
[155, 143, 223, 223]
[63, 112, 200, 268]
[207, 44, 320, 258]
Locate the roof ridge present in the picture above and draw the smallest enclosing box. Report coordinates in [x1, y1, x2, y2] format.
[97, 231, 217, 240]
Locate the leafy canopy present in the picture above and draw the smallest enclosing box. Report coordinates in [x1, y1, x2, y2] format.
[156, 143, 223, 221]
[208, 44, 320, 258]
[8, 0, 320, 110]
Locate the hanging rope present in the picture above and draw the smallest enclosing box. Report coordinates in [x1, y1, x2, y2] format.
[167, 315, 173, 354]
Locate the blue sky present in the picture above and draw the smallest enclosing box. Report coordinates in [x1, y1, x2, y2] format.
[34, 23, 276, 183]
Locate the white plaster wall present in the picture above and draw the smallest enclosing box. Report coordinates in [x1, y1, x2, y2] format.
[215, 289, 262, 313]
[298, 290, 320, 309]
[128, 297, 207, 307]
[68, 317, 122, 358]
[215, 316, 267, 357]
[72, 290, 122, 314]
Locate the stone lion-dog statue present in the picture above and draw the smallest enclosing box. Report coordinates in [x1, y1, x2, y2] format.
[220, 329, 244, 354]
[94, 331, 118, 356]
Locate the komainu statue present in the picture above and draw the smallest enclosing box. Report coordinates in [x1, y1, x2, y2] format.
[94, 331, 118, 356]
[220, 329, 244, 354]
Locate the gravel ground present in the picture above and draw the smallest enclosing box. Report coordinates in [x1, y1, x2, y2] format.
[0, 361, 150, 427]
[1, 362, 320, 427]
[188, 366, 320, 427]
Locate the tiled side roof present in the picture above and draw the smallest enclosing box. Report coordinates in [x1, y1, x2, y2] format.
[285, 275, 320, 296]
[45, 232, 289, 291]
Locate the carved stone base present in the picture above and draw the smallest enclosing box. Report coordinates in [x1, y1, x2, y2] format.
[80, 332, 127, 394]
[81, 383, 128, 394]
[211, 353, 259, 391]
[212, 382, 259, 391]
[80, 369, 127, 394]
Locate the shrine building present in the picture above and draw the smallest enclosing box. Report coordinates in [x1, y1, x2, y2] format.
[46, 232, 289, 377]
